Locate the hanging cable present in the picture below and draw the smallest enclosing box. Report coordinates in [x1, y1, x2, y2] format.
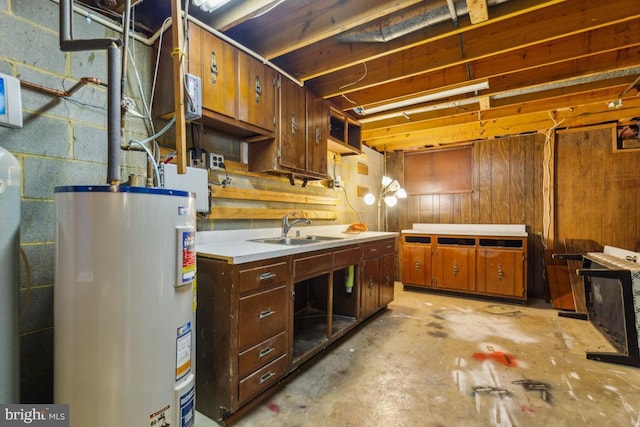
[540, 111, 565, 248]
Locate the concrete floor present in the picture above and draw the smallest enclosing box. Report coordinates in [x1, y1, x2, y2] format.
[196, 283, 640, 426]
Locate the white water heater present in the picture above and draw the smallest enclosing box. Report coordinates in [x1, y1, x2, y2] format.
[0, 147, 20, 403]
[54, 186, 197, 427]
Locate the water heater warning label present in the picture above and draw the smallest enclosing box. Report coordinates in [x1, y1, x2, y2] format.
[176, 322, 192, 380]
[149, 404, 170, 427]
[176, 226, 196, 287]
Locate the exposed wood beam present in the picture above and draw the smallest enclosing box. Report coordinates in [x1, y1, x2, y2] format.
[226, 0, 424, 60]
[328, 22, 640, 112]
[307, 0, 637, 99]
[363, 84, 630, 141]
[273, 0, 567, 81]
[364, 95, 640, 151]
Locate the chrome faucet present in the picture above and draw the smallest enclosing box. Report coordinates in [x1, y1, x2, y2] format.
[281, 211, 311, 238]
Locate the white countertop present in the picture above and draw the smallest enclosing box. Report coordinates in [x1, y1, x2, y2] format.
[197, 225, 398, 264]
[401, 223, 527, 237]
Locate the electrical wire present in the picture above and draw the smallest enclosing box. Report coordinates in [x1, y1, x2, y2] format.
[330, 154, 361, 223]
[250, 0, 287, 19]
[341, 185, 362, 224]
[339, 63, 367, 106]
[129, 116, 177, 186]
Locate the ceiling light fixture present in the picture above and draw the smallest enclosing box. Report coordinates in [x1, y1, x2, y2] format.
[354, 81, 489, 116]
[192, 0, 232, 13]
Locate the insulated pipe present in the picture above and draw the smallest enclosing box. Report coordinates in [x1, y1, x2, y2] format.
[107, 44, 122, 185]
[59, 0, 123, 184]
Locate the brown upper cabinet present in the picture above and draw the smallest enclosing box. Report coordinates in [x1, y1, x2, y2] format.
[197, 24, 237, 119]
[153, 22, 276, 139]
[237, 50, 277, 134]
[248, 76, 330, 182]
[154, 22, 333, 181]
[306, 92, 329, 177]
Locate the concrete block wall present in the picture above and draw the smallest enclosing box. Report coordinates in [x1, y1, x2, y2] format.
[1, 0, 386, 405]
[1, 1, 150, 403]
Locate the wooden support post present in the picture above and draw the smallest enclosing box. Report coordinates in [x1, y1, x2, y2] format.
[170, 0, 187, 173]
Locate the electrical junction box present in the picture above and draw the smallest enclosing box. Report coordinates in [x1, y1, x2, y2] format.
[184, 73, 202, 121]
[162, 163, 210, 213]
[209, 153, 225, 171]
[0, 73, 23, 128]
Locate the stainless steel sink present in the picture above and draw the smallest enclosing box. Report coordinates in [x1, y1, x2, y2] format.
[249, 237, 319, 245]
[303, 235, 345, 241]
[249, 235, 345, 245]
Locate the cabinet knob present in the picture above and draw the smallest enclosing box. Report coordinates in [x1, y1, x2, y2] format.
[453, 260, 459, 275]
[415, 261, 420, 271]
[255, 75, 262, 103]
[210, 51, 218, 84]
[497, 263, 504, 280]
[291, 112, 297, 135]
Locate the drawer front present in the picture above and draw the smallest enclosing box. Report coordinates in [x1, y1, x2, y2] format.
[380, 239, 395, 255]
[238, 354, 288, 404]
[239, 261, 289, 294]
[294, 252, 332, 279]
[238, 285, 288, 350]
[238, 331, 287, 379]
[362, 242, 380, 259]
[333, 246, 361, 269]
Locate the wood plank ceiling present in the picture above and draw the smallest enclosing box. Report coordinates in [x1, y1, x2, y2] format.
[92, 0, 640, 152]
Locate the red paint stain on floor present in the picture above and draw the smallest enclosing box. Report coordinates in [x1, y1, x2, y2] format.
[521, 405, 536, 413]
[472, 351, 518, 367]
[266, 402, 280, 414]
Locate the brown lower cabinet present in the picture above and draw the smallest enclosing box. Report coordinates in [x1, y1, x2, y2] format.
[196, 238, 396, 422]
[401, 233, 527, 301]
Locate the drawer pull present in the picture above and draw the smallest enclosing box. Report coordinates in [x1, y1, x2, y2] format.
[453, 260, 459, 275]
[259, 371, 275, 384]
[258, 347, 275, 358]
[498, 264, 504, 280]
[259, 309, 276, 319]
[259, 272, 276, 281]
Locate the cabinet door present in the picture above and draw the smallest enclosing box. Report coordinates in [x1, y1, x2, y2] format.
[306, 93, 328, 176]
[361, 256, 380, 318]
[237, 52, 276, 131]
[477, 249, 524, 297]
[434, 246, 476, 291]
[200, 27, 236, 118]
[402, 245, 430, 286]
[279, 78, 306, 171]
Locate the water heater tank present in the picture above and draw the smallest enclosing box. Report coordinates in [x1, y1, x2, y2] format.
[55, 186, 197, 426]
[0, 146, 20, 403]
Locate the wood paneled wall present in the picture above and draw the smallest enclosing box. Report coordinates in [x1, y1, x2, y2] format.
[556, 125, 640, 251]
[386, 134, 546, 299]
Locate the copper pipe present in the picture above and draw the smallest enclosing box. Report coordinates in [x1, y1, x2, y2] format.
[20, 77, 106, 98]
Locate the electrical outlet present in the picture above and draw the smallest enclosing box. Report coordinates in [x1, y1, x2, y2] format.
[188, 147, 207, 169]
[209, 153, 225, 171]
